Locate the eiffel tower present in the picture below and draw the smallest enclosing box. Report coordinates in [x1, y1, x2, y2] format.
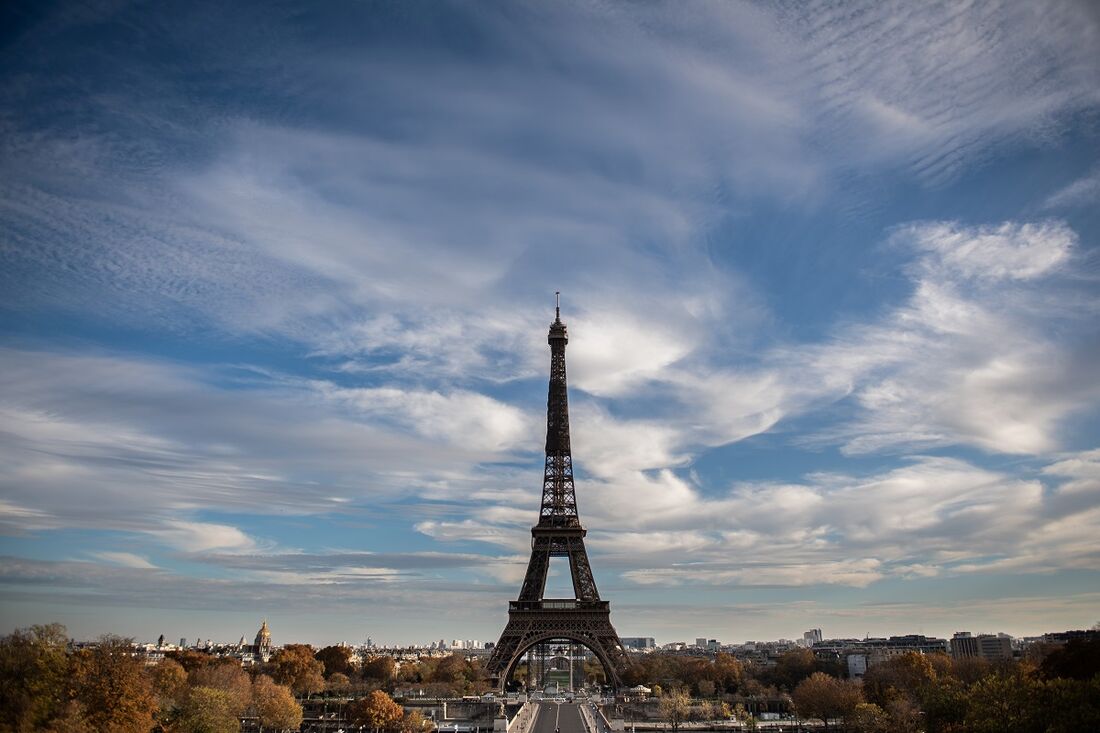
[486, 296, 628, 690]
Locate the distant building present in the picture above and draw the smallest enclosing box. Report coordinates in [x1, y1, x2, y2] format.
[621, 637, 656, 650]
[695, 637, 707, 648]
[254, 619, 272, 662]
[977, 635, 1012, 660]
[951, 632, 1012, 661]
[803, 629, 823, 646]
[847, 654, 868, 677]
[951, 632, 979, 658]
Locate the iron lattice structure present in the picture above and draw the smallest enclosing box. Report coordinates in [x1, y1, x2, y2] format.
[486, 301, 628, 689]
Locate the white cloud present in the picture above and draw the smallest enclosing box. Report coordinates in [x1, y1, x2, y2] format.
[898, 220, 1076, 281]
[89, 551, 158, 570]
[147, 521, 256, 553]
[1043, 168, 1100, 210]
[313, 383, 537, 455]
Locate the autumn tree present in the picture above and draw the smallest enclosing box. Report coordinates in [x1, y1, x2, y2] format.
[166, 649, 218, 673]
[328, 672, 352, 692]
[316, 645, 355, 679]
[190, 659, 252, 716]
[658, 689, 691, 732]
[861, 651, 936, 709]
[712, 653, 744, 693]
[848, 702, 889, 733]
[252, 674, 303, 732]
[362, 655, 397, 683]
[0, 623, 71, 732]
[70, 635, 157, 733]
[177, 687, 239, 733]
[400, 709, 429, 733]
[791, 672, 862, 732]
[347, 689, 405, 732]
[770, 649, 817, 691]
[271, 644, 325, 697]
[148, 657, 189, 729]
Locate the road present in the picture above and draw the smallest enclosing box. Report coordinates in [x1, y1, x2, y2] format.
[532, 702, 586, 733]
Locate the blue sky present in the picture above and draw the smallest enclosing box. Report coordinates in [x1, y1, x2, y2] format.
[1, 0, 1099, 647]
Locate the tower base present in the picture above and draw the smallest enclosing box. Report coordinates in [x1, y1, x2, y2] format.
[486, 600, 628, 690]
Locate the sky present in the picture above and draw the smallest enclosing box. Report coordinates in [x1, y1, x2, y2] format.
[1, 0, 1099, 648]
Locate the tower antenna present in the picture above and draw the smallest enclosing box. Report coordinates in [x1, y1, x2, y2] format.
[555, 291, 560, 320]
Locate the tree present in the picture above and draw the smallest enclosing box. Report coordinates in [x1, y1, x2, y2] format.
[920, 675, 969, 733]
[252, 675, 303, 732]
[1043, 676, 1100, 733]
[862, 652, 935, 709]
[400, 709, 429, 733]
[658, 689, 691, 732]
[771, 649, 816, 691]
[713, 653, 744, 693]
[0, 623, 71, 732]
[40, 701, 88, 733]
[849, 703, 889, 733]
[190, 660, 252, 716]
[328, 672, 352, 692]
[167, 649, 217, 673]
[964, 667, 1044, 733]
[316, 645, 355, 679]
[791, 672, 862, 732]
[149, 658, 188, 708]
[70, 635, 158, 733]
[177, 687, 239, 733]
[149, 657, 189, 730]
[1039, 636, 1100, 681]
[347, 690, 405, 732]
[362, 655, 397, 683]
[271, 644, 325, 697]
[432, 654, 467, 685]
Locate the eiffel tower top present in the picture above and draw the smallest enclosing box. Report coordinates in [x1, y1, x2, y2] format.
[540, 292, 578, 526]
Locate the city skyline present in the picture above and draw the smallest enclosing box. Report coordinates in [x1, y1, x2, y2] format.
[2, 0, 1100, 647]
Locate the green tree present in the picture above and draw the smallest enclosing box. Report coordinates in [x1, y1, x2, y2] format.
[251, 675, 303, 732]
[70, 635, 158, 733]
[177, 687, 239, 733]
[347, 689, 405, 732]
[920, 675, 969, 733]
[1043, 675, 1100, 733]
[271, 644, 325, 697]
[0, 622, 71, 732]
